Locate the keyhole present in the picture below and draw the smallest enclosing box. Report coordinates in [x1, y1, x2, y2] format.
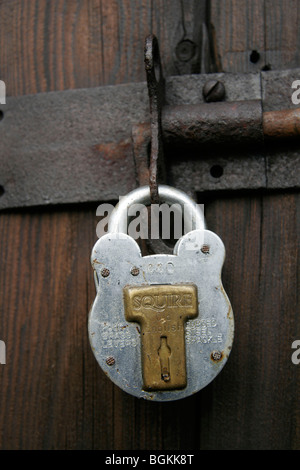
[158, 336, 171, 382]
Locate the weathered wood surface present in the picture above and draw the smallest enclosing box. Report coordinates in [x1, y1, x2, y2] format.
[0, 0, 207, 96]
[0, 0, 299, 450]
[211, 0, 300, 72]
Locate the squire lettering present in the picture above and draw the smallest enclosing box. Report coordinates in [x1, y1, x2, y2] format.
[132, 293, 193, 311]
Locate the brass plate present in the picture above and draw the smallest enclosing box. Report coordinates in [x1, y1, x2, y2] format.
[123, 284, 198, 391]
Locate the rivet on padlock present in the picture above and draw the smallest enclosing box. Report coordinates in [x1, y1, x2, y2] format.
[88, 185, 234, 402]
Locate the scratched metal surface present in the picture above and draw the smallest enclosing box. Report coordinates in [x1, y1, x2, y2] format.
[88, 228, 234, 402]
[1, 70, 299, 210]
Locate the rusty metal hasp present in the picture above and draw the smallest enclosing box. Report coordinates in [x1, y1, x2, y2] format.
[0, 35, 300, 210]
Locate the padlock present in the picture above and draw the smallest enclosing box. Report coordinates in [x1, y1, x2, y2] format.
[88, 185, 234, 401]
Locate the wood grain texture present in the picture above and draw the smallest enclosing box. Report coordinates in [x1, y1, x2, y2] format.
[0, 0, 207, 96]
[210, 0, 300, 72]
[199, 191, 300, 450]
[0, 0, 299, 450]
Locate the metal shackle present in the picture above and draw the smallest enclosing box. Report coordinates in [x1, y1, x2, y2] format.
[108, 185, 206, 234]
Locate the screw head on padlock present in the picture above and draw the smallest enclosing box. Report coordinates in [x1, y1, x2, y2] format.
[88, 185, 234, 401]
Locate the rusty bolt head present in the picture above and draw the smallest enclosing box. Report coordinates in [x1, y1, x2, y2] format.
[201, 244, 210, 254]
[203, 80, 225, 102]
[101, 268, 110, 278]
[131, 266, 140, 276]
[175, 39, 197, 62]
[106, 356, 115, 366]
[211, 350, 223, 362]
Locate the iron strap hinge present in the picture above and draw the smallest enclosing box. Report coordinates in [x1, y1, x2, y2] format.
[0, 52, 299, 209]
[137, 35, 300, 203]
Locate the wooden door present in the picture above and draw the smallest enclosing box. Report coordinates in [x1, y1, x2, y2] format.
[0, 0, 299, 450]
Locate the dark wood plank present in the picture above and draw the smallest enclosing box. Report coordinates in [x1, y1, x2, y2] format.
[0, 206, 117, 449]
[211, 0, 300, 72]
[0, 0, 206, 96]
[152, 0, 208, 75]
[265, 0, 300, 70]
[210, 0, 266, 72]
[198, 191, 300, 449]
[199, 193, 263, 449]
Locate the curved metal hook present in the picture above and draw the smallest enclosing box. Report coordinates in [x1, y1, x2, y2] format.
[144, 35, 166, 204]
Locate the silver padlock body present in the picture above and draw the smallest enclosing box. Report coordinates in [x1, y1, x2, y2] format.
[88, 229, 234, 401]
